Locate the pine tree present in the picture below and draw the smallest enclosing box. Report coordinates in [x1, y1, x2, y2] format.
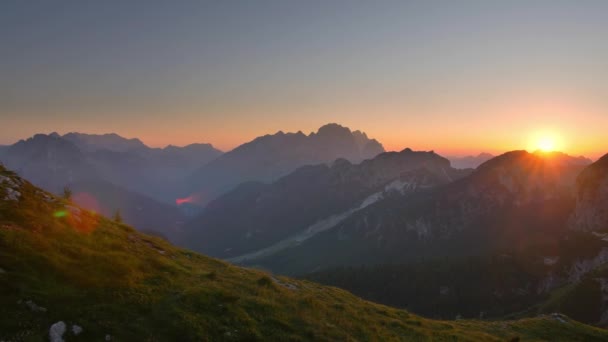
[113, 209, 123, 223]
[63, 186, 72, 200]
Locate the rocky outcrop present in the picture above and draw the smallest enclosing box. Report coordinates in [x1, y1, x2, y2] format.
[570, 154, 608, 232]
[25, 300, 47, 313]
[0, 174, 23, 201]
[49, 321, 66, 342]
[567, 248, 608, 282]
[72, 325, 83, 336]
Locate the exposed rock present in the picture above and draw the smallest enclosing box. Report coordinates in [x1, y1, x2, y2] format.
[406, 218, 431, 240]
[543, 256, 559, 266]
[105, 334, 112, 341]
[25, 300, 47, 313]
[0, 175, 19, 188]
[3, 188, 21, 201]
[551, 312, 568, 324]
[0, 175, 22, 201]
[537, 273, 562, 294]
[72, 325, 83, 336]
[568, 248, 608, 282]
[37, 190, 56, 203]
[592, 232, 608, 242]
[271, 276, 298, 291]
[570, 153, 608, 232]
[49, 321, 66, 342]
[597, 278, 608, 326]
[0, 268, 5, 274]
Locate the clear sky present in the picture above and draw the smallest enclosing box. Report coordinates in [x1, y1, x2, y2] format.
[1, 1, 607, 158]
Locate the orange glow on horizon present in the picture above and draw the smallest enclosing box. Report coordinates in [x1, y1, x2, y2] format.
[4, 95, 606, 161]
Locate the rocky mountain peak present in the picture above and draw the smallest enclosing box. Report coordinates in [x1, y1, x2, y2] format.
[62, 132, 147, 153]
[315, 123, 352, 137]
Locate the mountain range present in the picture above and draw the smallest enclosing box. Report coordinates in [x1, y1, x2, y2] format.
[183, 123, 385, 206]
[0, 132, 222, 199]
[0, 133, 221, 239]
[1, 163, 606, 341]
[181, 148, 470, 259]
[0, 124, 385, 237]
[299, 152, 608, 326]
[2, 124, 607, 330]
[185, 150, 590, 270]
[178, 146, 608, 327]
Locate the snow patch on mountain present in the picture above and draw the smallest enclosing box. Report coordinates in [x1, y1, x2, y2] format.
[229, 180, 419, 263]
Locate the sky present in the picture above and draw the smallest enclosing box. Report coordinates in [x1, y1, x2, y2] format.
[1, 0, 607, 158]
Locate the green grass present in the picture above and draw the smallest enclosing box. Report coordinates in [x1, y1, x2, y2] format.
[1, 165, 608, 341]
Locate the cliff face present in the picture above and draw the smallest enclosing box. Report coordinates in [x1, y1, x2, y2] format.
[570, 154, 608, 232]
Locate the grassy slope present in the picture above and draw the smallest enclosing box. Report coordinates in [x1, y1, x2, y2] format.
[1, 166, 607, 341]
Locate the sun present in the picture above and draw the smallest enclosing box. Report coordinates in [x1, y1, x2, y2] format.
[528, 131, 562, 153]
[537, 136, 555, 152]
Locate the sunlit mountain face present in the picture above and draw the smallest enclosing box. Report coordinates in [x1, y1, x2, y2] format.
[3, 1, 608, 340]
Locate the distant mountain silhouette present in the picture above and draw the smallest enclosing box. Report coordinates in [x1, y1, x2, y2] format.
[0, 132, 220, 235]
[0, 132, 222, 203]
[185, 123, 385, 205]
[181, 148, 468, 258]
[63, 132, 148, 152]
[448, 153, 494, 169]
[1, 134, 99, 193]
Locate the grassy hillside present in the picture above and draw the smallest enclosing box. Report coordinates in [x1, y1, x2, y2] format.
[1, 165, 607, 341]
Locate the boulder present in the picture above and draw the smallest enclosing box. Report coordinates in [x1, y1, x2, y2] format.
[49, 321, 66, 342]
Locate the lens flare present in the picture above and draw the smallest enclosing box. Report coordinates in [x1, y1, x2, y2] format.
[53, 210, 68, 218]
[176, 193, 202, 205]
[73, 192, 101, 214]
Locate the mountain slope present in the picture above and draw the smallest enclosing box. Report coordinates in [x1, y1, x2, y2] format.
[68, 179, 186, 240]
[530, 152, 608, 325]
[1, 165, 607, 341]
[306, 229, 608, 325]
[185, 123, 385, 205]
[303, 153, 608, 326]
[570, 153, 608, 232]
[182, 149, 468, 259]
[245, 151, 591, 275]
